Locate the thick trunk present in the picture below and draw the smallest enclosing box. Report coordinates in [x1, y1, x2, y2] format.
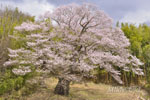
[54, 78, 70, 96]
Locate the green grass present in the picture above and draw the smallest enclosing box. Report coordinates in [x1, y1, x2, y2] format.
[25, 78, 149, 100]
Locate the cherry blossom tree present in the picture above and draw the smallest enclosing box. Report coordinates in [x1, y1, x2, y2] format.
[4, 3, 144, 95]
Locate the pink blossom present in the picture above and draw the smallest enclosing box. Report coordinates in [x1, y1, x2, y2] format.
[5, 3, 143, 84]
[15, 22, 41, 32]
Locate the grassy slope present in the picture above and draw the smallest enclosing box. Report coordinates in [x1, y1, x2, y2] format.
[25, 78, 149, 100]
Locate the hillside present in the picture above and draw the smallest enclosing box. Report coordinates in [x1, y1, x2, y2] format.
[24, 78, 149, 100]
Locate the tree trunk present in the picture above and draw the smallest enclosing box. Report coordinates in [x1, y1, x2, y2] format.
[54, 78, 70, 96]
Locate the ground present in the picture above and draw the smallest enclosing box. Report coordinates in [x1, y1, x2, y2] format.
[24, 78, 149, 100]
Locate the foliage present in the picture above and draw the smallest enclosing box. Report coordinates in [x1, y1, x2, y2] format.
[121, 23, 150, 83]
[0, 72, 24, 95]
[0, 6, 34, 95]
[0, 6, 34, 70]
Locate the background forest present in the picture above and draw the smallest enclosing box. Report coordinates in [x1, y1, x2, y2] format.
[0, 6, 150, 100]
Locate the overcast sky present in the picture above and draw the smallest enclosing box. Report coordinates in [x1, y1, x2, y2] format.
[1, 0, 150, 25]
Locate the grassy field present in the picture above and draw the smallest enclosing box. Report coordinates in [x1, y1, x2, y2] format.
[24, 78, 149, 100]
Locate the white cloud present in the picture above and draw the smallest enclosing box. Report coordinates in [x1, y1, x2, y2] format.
[1, 0, 150, 25]
[0, 0, 55, 18]
[120, 10, 150, 25]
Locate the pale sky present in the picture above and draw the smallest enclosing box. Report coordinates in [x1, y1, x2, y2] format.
[1, 0, 150, 25]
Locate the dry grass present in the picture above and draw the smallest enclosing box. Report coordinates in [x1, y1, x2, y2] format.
[26, 78, 149, 100]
